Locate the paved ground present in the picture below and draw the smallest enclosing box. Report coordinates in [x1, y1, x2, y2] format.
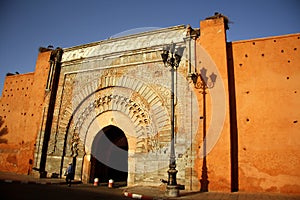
[0, 182, 126, 200]
[0, 172, 299, 200]
[124, 186, 300, 200]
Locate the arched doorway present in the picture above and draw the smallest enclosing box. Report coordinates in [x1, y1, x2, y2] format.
[90, 125, 128, 185]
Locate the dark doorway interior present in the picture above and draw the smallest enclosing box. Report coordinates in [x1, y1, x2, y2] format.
[90, 125, 128, 184]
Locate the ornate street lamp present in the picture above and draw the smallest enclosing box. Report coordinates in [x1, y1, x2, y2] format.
[161, 42, 184, 197]
[191, 67, 216, 192]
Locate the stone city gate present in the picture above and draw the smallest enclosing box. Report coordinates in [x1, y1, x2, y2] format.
[4, 16, 298, 193]
[60, 73, 172, 185]
[34, 26, 200, 188]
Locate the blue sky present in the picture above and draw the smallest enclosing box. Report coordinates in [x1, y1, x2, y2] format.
[0, 0, 299, 92]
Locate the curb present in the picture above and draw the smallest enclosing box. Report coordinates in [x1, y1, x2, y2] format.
[124, 191, 159, 200]
[0, 179, 66, 185]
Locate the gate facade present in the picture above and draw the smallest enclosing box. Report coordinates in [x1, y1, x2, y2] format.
[34, 26, 200, 187]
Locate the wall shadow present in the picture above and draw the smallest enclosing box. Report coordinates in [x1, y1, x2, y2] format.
[192, 67, 218, 192]
[200, 84, 209, 192]
[226, 42, 239, 192]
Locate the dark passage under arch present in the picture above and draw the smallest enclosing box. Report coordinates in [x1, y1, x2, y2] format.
[90, 125, 128, 185]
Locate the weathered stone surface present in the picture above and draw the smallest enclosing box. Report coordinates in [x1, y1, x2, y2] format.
[42, 25, 200, 188]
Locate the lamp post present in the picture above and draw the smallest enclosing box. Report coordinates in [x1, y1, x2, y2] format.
[161, 43, 184, 197]
[191, 68, 216, 192]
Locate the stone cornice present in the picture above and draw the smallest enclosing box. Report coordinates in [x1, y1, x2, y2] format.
[61, 25, 187, 64]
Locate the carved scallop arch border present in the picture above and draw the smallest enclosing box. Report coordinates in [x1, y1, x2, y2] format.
[72, 91, 160, 155]
[57, 73, 171, 156]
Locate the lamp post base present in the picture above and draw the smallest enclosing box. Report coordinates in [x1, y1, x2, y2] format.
[166, 185, 179, 197]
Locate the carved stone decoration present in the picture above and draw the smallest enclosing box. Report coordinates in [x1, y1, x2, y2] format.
[61, 26, 186, 64]
[155, 84, 171, 107]
[70, 128, 80, 157]
[146, 133, 160, 152]
[55, 71, 172, 157]
[62, 88, 168, 154]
